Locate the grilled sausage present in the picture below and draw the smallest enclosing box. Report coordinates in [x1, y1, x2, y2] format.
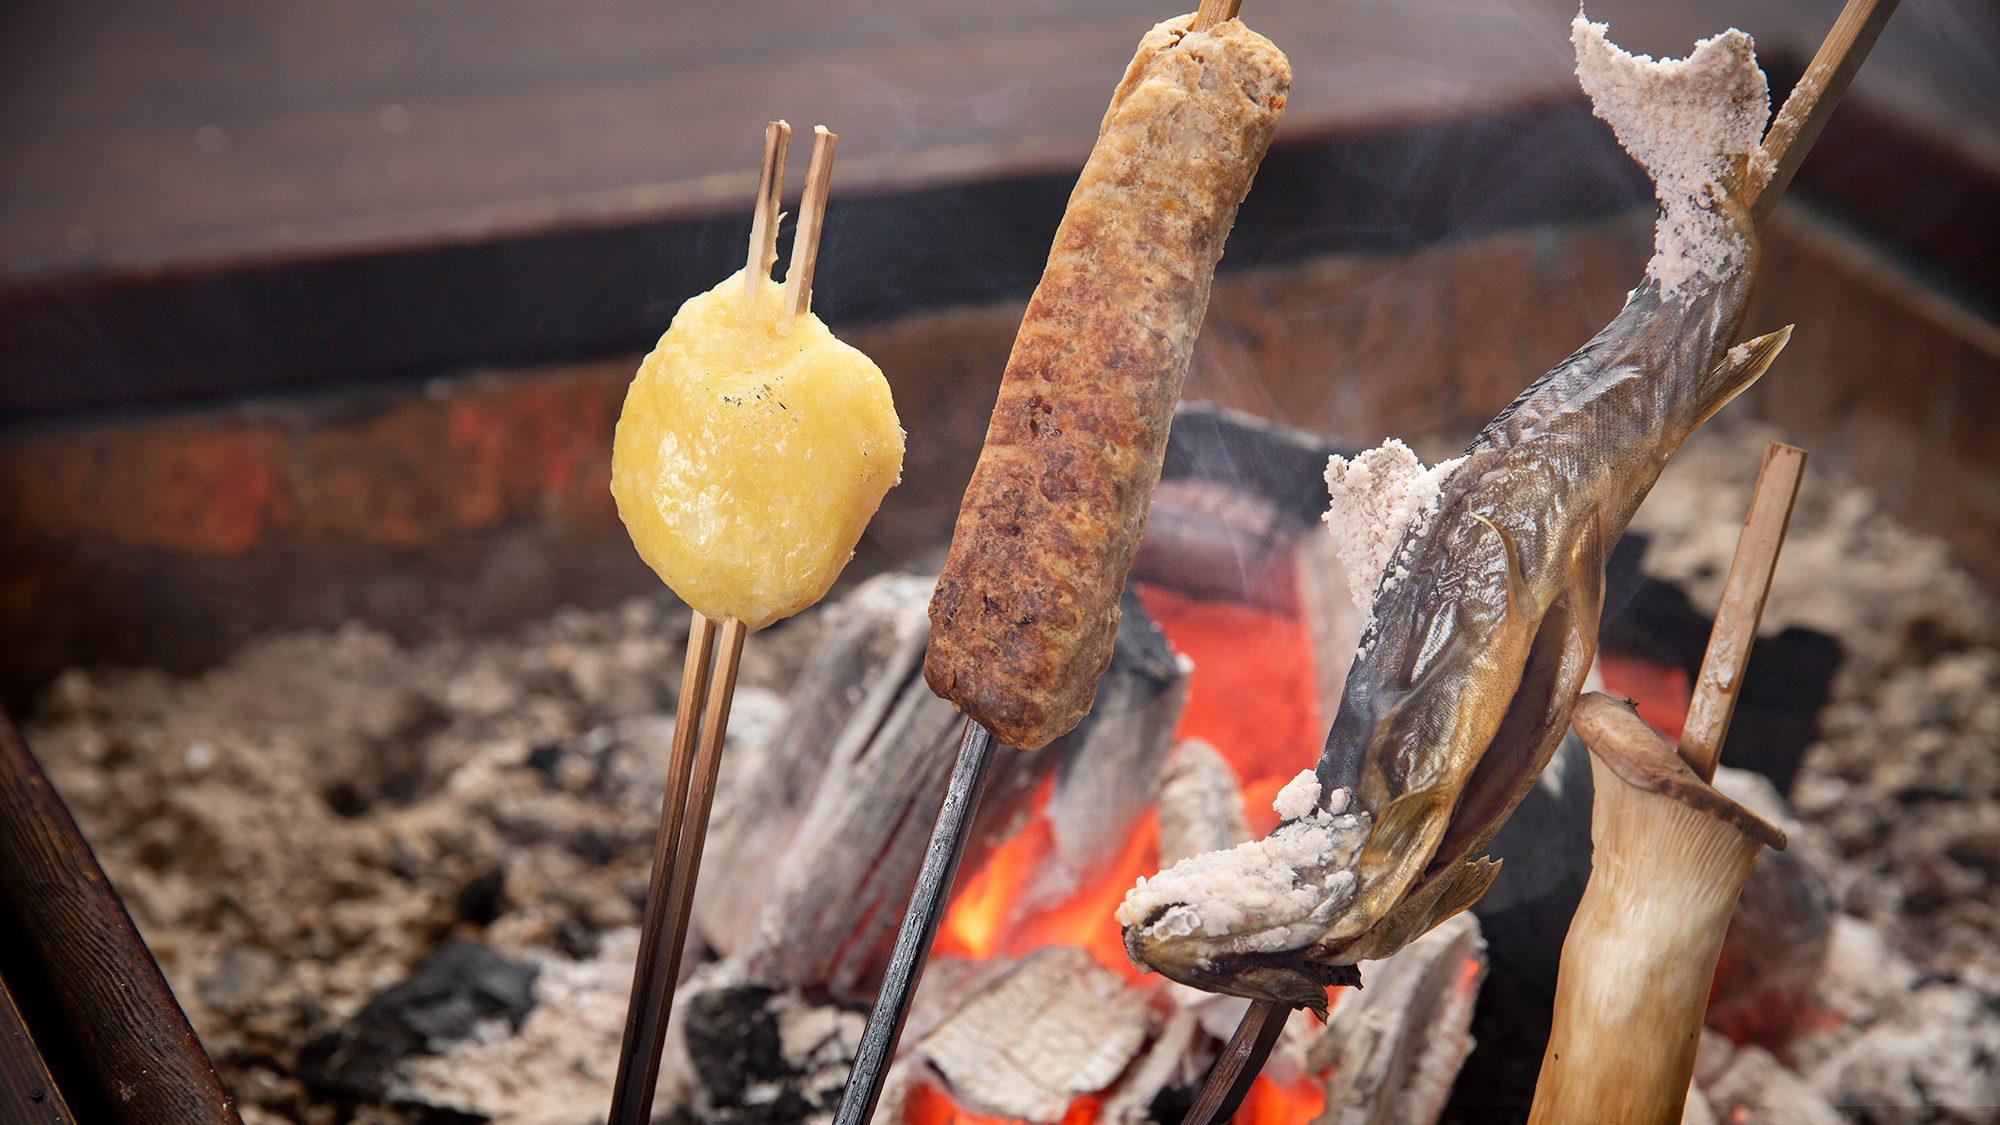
[924, 14, 1289, 750]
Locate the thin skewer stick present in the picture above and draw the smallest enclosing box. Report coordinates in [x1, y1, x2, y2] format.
[1677, 442, 1807, 782]
[610, 117, 805, 1125]
[1192, 0, 1242, 32]
[1182, 999, 1293, 1125]
[832, 719, 998, 1125]
[609, 610, 717, 1125]
[1747, 0, 1901, 227]
[784, 126, 838, 318]
[745, 121, 792, 298]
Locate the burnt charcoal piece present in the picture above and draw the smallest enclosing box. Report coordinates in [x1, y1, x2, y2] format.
[297, 939, 538, 1100]
[524, 744, 564, 787]
[682, 987, 814, 1125]
[455, 868, 508, 925]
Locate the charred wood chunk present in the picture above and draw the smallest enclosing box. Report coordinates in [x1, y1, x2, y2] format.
[296, 939, 537, 1101]
[681, 985, 865, 1125]
[1046, 580, 1187, 881]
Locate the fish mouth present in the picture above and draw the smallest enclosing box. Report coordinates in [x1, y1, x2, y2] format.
[1119, 928, 1362, 1016]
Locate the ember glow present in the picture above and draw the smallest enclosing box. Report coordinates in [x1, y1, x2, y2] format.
[929, 581, 1332, 1125]
[1596, 650, 1692, 741]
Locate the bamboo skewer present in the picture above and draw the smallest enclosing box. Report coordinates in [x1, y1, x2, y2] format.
[609, 611, 718, 1125]
[745, 121, 791, 298]
[1747, 0, 1901, 227]
[1677, 443, 1807, 781]
[609, 119, 839, 1125]
[1192, 0, 1243, 32]
[785, 126, 838, 318]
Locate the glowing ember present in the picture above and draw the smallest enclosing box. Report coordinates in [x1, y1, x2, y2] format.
[935, 780, 1160, 984]
[1238, 1072, 1327, 1125]
[927, 579, 1332, 1125]
[1133, 583, 1323, 836]
[1596, 651, 1693, 740]
[904, 1081, 1102, 1125]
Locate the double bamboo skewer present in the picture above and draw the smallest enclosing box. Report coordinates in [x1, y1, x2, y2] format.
[607, 120, 840, 1125]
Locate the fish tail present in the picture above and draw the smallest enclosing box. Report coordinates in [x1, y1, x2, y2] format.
[1691, 325, 1792, 430]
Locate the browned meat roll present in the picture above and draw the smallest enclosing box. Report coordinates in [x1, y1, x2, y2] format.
[924, 13, 1289, 750]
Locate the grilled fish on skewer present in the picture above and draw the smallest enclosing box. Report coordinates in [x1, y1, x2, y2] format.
[1121, 18, 1793, 1011]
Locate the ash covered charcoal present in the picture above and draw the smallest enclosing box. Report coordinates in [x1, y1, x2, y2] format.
[674, 983, 865, 1125]
[297, 938, 539, 1100]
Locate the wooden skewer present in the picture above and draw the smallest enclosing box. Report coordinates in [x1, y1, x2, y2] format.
[1747, 0, 1901, 227]
[611, 117, 812, 1125]
[784, 126, 838, 318]
[832, 718, 999, 1125]
[607, 614, 750, 1125]
[1181, 998, 1293, 1125]
[1677, 442, 1807, 782]
[745, 121, 792, 298]
[609, 609, 717, 1125]
[1192, 0, 1242, 32]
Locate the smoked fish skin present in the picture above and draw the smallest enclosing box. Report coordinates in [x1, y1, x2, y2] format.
[925, 15, 1289, 751]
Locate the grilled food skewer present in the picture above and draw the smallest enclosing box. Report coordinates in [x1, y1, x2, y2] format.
[834, 5, 1287, 1122]
[610, 122, 856, 1125]
[1528, 442, 1801, 1123]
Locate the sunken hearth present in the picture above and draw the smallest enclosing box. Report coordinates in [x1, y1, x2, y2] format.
[16, 411, 2000, 1125]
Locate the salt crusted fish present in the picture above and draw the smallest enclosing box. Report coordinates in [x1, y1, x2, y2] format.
[1120, 16, 1793, 1013]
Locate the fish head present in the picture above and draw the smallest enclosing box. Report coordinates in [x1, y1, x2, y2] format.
[1116, 787, 1371, 1016]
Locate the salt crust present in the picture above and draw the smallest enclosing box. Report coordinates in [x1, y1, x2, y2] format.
[1117, 775, 1369, 955]
[1572, 13, 1769, 295]
[1322, 439, 1464, 616]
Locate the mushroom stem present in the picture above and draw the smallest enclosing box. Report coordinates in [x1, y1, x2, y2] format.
[1528, 694, 1784, 1125]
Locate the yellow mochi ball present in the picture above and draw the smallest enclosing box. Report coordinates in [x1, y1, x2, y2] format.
[611, 269, 904, 630]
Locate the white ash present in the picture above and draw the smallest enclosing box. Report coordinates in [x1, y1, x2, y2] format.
[1155, 738, 1252, 869]
[23, 593, 823, 1124]
[1572, 14, 1769, 296]
[1117, 774, 1369, 957]
[1323, 439, 1464, 616]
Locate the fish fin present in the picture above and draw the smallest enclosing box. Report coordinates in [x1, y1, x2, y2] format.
[1430, 856, 1502, 925]
[1470, 511, 1533, 625]
[1693, 326, 1792, 429]
[1568, 506, 1607, 647]
[1358, 786, 1450, 874]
